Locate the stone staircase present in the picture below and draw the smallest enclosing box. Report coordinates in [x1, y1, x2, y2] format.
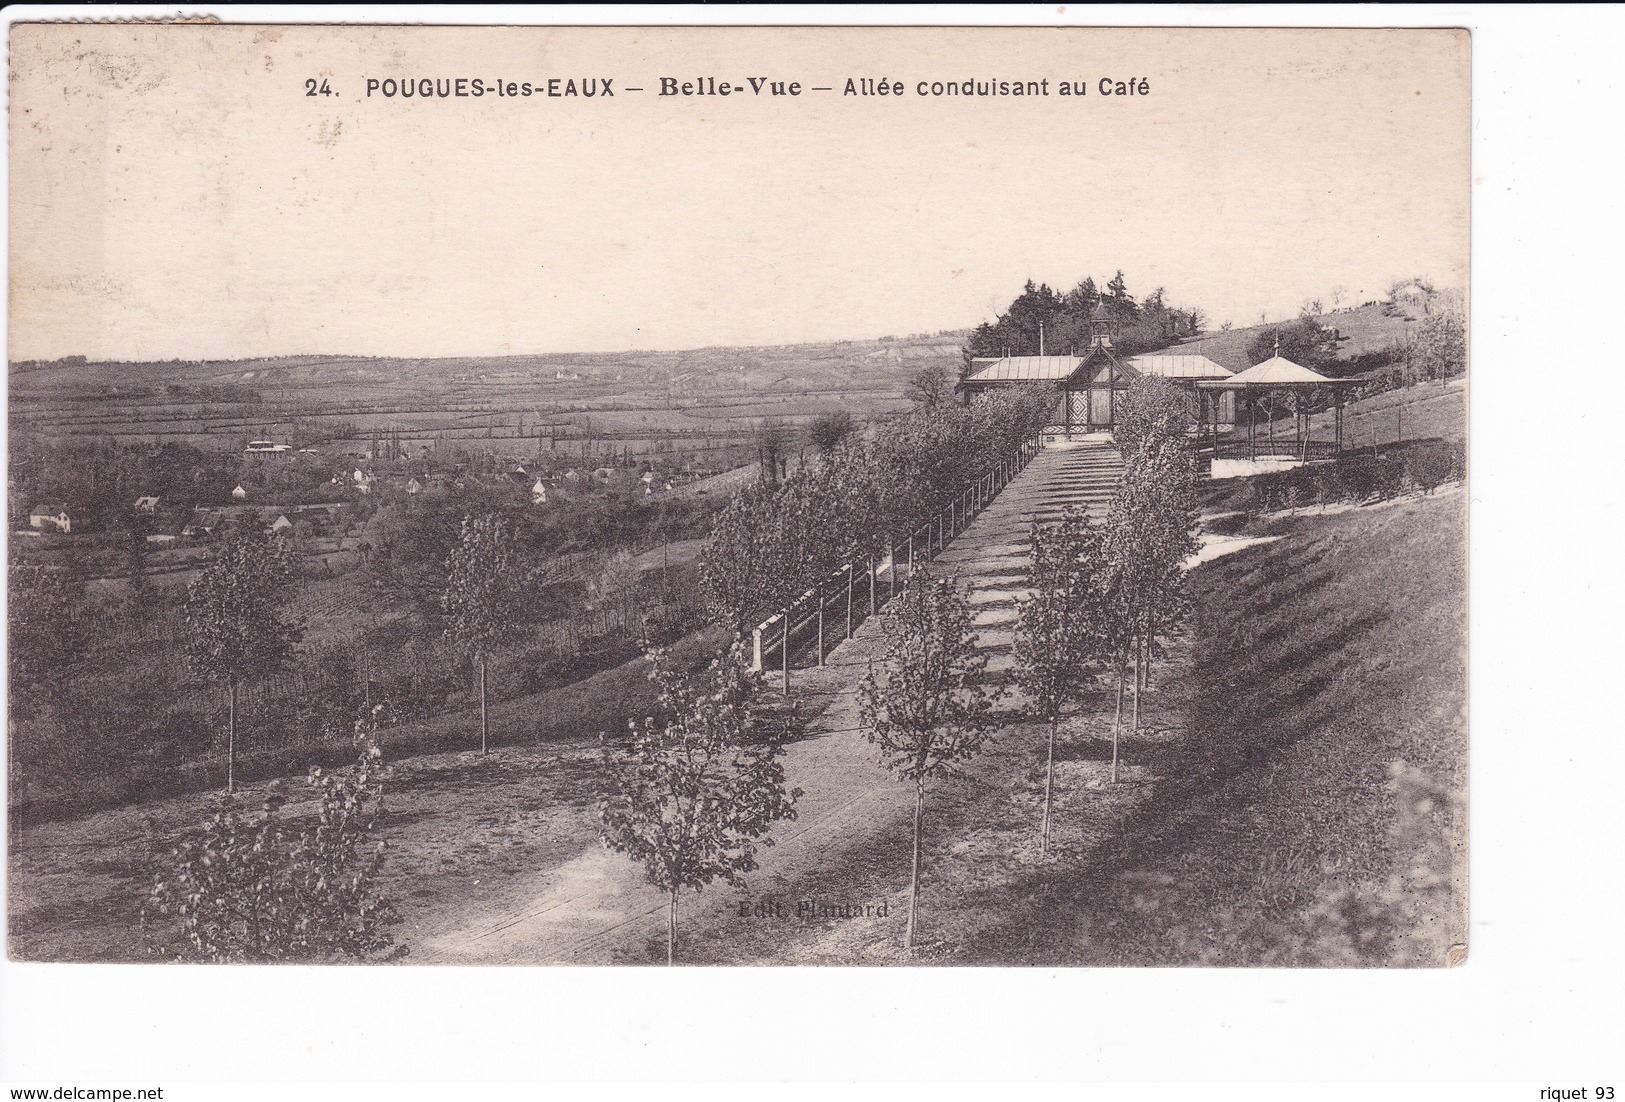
[929, 438, 1124, 674]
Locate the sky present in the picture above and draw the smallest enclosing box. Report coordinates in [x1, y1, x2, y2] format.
[8, 25, 1470, 362]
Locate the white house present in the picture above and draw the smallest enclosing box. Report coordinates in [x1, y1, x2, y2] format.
[231, 484, 248, 500]
[531, 479, 548, 504]
[133, 495, 161, 514]
[28, 504, 71, 533]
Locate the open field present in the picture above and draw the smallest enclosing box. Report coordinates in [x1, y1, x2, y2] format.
[9, 334, 955, 457]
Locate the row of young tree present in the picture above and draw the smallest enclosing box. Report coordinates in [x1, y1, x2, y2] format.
[141, 377, 1198, 964]
[852, 376, 1201, 951]
[700, 388, 1055, 629]
[600, 375, 1201, 962]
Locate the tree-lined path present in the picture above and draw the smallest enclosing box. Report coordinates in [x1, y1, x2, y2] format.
[409, 439, 1127, 963]
[934, 439, 1123, 677]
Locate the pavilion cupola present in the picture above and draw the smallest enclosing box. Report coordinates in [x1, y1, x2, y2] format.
[1088, 303, 1116, 349]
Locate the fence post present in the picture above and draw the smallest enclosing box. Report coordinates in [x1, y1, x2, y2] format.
[816, 583, 825, 666]
[869, 554, 877, 615]
[782, 608, 790, 696]
[752, 625, 763, 672]
[907, 532, 914, 582]
[846, 564, 854, 639]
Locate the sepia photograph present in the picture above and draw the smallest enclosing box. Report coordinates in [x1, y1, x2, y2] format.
[6, 21, 1471, 973]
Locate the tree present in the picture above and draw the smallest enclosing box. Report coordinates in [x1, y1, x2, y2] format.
[1014, 510, 1110, 852]
[1101, 384, 1200, 782]
[1113, 375, 1193, 457]
[753, 419, 794, 489]
[145, 716, 404, 962]
[1106, 269, 1136, 316]
[1246, 317, 1338, 371]
[599, 639, 801, 964]
[906, 362, 954, 409]
[1411, 309, 1466, 384]
[858, 574, 1004, 952]
[183, 524, 300, 791]
[591, 549, 643, 632]
[807, 410, 856, 453]
[441, 513, 519, 754]
[8, 562, 85, 715]
[121, 514, 152, 603]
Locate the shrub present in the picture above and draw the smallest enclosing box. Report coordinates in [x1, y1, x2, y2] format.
[1405, 442, 1458, 494]
[144, 723, 405, 963]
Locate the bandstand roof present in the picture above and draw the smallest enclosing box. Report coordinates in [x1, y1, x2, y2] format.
[1202, 355, 1350, 387]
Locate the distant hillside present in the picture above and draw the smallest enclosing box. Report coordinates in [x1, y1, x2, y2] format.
[1150, 303, 1427, 374]
[9, 332, 971, 401]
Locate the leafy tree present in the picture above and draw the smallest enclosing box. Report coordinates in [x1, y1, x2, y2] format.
[8, 562, 85, 715]
[906, 362, 954, 409]
[183, 524, 300, 791]
[599, 639, 801, 964]
[1014, 510, 1110, 852]
[1113, 375, 1192, 458]
[807, 410, 856, 453]
[441, 513, 519, 754]
[144, 716, 403, 962]
[700, 394, 1050, 630]
[1411, 309, 1466, 383]
[1102, 390, 1200, 782]
[1246, 317, 1339, 370]
[120, 514, 152, 603]
[858, 574, 1004, 952]
[753, 419, 794, 490]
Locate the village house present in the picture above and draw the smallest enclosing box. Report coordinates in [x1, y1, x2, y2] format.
[182, 508, 223, 539]
[133, 495, 161, 514]
[531, 479, 549, 504]
[231, 484, 248, 500]
[405, 478, 423, 496]
[268, 514, 295, 535]
[28, 504, 71, 533]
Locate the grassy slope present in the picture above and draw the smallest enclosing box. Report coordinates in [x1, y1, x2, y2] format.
[10, 490, 1467, 967]
[1162, 303, 1420, 373]
[954, 490, 1467, 966]
[576, 489, 1468, 967]
[6, 627, 730, 961]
